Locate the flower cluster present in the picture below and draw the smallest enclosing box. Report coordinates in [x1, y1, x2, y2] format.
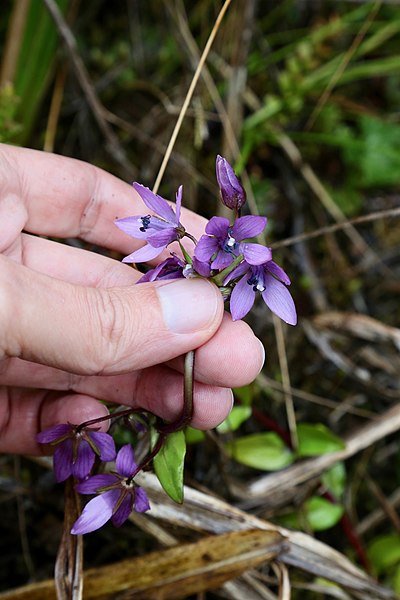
[115, 155, 297, 325]
[37, 155, 297, 538]
[37, 422, 149, 534]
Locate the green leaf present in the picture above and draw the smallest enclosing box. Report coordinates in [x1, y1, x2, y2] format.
[305, 496, 344, 531]
[297, 423, 345, 457]
[232, 385, 254, 407]
[217, 406, 252, 433]
[185, 427, 205, 444]
[153, 431, 186, 503]
[368, 534, 400, 574]
[225, 432, 294, 471]
[321, 463, 346, 499]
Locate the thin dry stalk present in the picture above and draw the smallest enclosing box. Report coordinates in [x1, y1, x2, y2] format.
[152, 0, 233, 194]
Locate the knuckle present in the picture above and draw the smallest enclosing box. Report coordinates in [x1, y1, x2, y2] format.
[88, 288, 134, 374]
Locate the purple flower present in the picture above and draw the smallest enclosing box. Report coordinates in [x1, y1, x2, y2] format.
[194, 215, 271, 270]
[216, 155, 246, 211]
[226, 259, 297, 325]
[115, 184, 185, 263]
[137, 255, 185, 283]
[37, 424, 116, 483]
[71, 445, 150, 535]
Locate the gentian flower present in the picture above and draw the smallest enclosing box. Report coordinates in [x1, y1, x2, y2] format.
[71, 444, 150, 535]
[226, 258, 297, 325]
[137, 255, 186, 283]
[37, 424, 116, 483]
[194, 215, 272, 270]
[216, 155, 246, 211]
[137, 253, 211, 283]
[115, 184, 185, 263]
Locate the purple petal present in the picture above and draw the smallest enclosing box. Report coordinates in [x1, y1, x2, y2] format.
[53, 440, 73, 482]
[192, 256, 211, 277]
[76, 474, 117, 494]
[37, 423, 71, 444]
[211, 250, 235, 270]
[135, 487, 151, 513]
[230, 274, 256, 321]
[266, 261, 291, 285]
[240, 243, 272, 265]
[111, 494, 134, 527]
[87, 432, 116, 462]
[194, 235, 219, 262]
[216, 155, 246, 211]
[147, 228, 177, 248]
[133, 183, 176, 223]
[114, 216, 149, 240]
[122, 243, 164, 264]
[71, 489, 120, 535]
[232, 215, 267, 240]
[261, 274, 297, 325]
[223, 261, 249, 285]
[72, 441, 95, 481]
[116, 444, 137, 478]
[175, 185, 183, 222]
[205, 216, 230, 238]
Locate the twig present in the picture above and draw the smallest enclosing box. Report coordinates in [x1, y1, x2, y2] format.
[270, 205, 400, 250]
[273, 315, 298, 451]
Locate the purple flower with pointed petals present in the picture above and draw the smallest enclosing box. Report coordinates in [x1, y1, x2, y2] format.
[71, 444, 150, 535]
[216, 155, 246, 211]
[226, 259, 297, 325]
[37, 424, 116, 483]
[115, 184, 186, 263]
[194, 215, 271, 270]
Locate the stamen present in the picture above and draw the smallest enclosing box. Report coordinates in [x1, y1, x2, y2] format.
[247, 274, 265, 293]
[139, 215, 151, 232]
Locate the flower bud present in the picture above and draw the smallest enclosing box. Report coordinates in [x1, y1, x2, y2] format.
[216, 155, 246, 211]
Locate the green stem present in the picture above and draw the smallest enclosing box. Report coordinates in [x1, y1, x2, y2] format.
[212, 253, 244, 286]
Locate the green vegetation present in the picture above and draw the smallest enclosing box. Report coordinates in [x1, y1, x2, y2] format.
[1, 1, 399, 597]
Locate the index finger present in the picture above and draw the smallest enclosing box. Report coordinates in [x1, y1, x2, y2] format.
[0, 144, 207, 253]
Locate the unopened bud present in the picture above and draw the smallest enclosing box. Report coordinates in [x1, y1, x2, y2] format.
[216, 155, 246, 211]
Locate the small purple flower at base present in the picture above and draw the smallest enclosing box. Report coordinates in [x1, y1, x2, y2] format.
[115, 184, 185, 263]
[216, 155, 246, 211]
[226, 259, 297, 325]
[194, 215, 271, 270]
[71, 444, 150, 535]
[37, 424, 116, 483]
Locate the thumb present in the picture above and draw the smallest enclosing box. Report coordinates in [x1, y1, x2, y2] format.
[1, 256, 224, 374]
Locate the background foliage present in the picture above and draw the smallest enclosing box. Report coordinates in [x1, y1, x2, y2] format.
[1, 1, 400, 598]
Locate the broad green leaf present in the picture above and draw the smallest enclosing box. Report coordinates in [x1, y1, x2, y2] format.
[185, 427, 205, 444]
[368, 534, 400, 574]
[297, 423, 345, 457]
[305, 496, 344, 531]
[153, 430, 186, 503]
[321, 463, 346, 499]
[217, 406, 252, 433]
[225, 432, 293, 471]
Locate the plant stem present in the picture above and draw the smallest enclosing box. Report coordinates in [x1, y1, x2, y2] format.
[157, 350, 195, 434]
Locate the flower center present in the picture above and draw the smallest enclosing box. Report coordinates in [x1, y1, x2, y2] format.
[139, 215, 151, 232]
[222, 230, 237, 254]
[247, 271, 266, 293]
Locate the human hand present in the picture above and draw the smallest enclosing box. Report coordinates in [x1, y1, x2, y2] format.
[0, 144, 264, 455]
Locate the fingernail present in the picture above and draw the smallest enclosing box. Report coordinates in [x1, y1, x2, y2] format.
[156, 278, 220, 334]
[257, 338, 265, 374]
